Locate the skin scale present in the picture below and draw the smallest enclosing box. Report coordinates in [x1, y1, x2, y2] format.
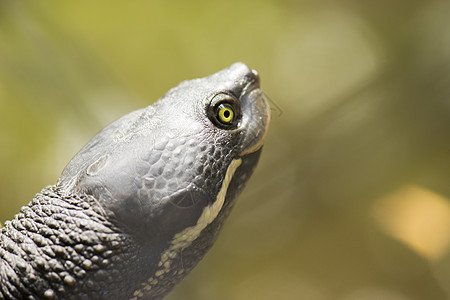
[0, 62, 270, 299]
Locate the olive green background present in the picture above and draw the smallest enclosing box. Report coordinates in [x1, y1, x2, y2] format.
[1, 1, 449, 299]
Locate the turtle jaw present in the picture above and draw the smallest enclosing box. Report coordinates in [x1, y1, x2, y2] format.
[238, 88, 271, 157]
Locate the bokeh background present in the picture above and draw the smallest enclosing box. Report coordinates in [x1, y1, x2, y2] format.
[1, 1, 449, 299]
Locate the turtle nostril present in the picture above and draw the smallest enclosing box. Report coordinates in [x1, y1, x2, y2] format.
[251, 69, 260, 86]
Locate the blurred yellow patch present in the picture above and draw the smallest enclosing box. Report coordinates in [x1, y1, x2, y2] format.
[373, 185, 450, 261]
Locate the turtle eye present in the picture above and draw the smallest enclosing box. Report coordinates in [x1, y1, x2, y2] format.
[207, 93, 240, 129]
[216, 103, 235, 125]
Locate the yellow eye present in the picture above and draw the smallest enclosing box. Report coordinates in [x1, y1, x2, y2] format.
[216, 103, 235, 124]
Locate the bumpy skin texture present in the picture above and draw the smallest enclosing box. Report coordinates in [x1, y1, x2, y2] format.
[0, 63, 270, 299]
[0, 187, 139, 299]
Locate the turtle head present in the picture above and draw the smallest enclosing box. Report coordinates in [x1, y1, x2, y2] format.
[58, 63, 270, 246]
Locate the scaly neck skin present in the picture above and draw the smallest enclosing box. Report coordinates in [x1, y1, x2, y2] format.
[0, 185, 152, 299]
[0, 185, 233, 300]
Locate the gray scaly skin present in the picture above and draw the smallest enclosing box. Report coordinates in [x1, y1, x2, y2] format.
[0, 63, 270, 299]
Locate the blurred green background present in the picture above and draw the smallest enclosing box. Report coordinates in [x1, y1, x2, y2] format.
[1, 1, 449, 299]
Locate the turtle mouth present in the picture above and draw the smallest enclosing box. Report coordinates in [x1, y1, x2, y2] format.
[238, 89, 271, 157]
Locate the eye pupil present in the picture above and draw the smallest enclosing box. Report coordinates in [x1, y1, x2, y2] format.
[216, 103, 235, 125]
